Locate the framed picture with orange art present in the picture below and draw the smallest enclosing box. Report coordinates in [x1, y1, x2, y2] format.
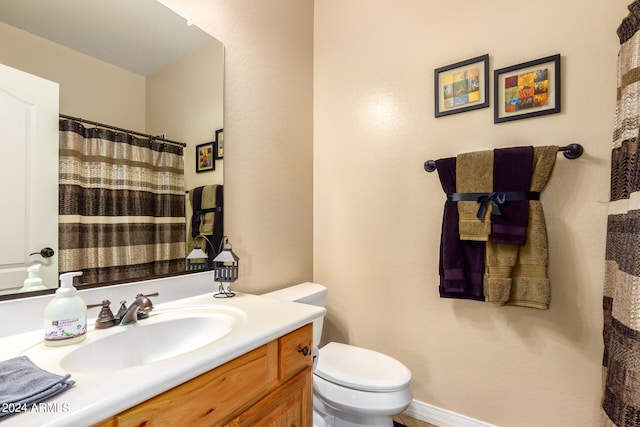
[196, 141, 215, 173]
[494, 54, 561, 123]
[434, 54, 489, 118]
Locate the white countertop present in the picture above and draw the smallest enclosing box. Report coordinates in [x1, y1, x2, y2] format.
[0, 292, 325, 427]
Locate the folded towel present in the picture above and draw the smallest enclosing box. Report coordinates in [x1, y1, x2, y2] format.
[188, 185, 224, 265]
[436, 157, 485, 300]
[491, 146, 533, 245]
[0, 356, 74, 419]
[457, 150, 493, 241]
[505, 145, 557, 309]
[211, 185, 224, 263]
[198, 184, 219, 236]
[189, 186, 204, 239]
[484, 145, 557, 308]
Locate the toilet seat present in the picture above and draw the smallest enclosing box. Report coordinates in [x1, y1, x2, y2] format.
[315, 342, 411, 392]
[313, 374, 412, 416]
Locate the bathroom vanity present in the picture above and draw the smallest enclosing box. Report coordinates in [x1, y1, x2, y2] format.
[0, 291, 324, 427]
[93, 324, 313, 426]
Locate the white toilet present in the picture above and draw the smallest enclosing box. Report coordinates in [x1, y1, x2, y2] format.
[262, 282, 412, 427]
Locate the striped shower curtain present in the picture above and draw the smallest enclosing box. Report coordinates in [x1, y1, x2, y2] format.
[602, 2, 640, 425]
[58, 119, 186, 284]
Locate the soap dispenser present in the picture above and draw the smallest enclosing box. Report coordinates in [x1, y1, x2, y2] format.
[44, 271, 87, 346]
[18, 264, 47, 292]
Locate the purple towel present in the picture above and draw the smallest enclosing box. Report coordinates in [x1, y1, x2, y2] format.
[191, 186, 204, 239]
[436, 157, 485, 301]
[491, 146, 533, 245]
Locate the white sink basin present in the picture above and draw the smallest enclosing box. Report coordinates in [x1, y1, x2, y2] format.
[54, 306, 245, 373]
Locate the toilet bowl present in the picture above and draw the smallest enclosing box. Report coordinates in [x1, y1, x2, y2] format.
[262, 282, 412, 427]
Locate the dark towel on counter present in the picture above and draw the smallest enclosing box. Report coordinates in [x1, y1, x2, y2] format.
[491, 146, 534, 245]
[436, 157, 485, 300]
[0, 356, 74, 419]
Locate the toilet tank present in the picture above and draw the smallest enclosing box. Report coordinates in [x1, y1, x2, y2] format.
[261, 282, 327, 347]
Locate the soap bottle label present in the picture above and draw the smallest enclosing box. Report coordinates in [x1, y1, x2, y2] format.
[44, 317, 86, 342]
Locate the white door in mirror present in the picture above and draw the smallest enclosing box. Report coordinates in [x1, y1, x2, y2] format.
[0, 63, 59, 293]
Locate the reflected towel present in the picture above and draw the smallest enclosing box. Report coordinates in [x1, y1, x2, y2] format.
[491, 146, 533, 245]
[0, 356, 74, 418]
[484, 145, 558, 308]
[188, 185, 223, 265]
[457, 150, 493, 241]
[436, 157, 485, 300]
[190, 186, 204, 239]
[199, 185, 219, 236]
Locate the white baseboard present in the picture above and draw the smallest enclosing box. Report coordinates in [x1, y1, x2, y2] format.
[403, 399, 497, 427]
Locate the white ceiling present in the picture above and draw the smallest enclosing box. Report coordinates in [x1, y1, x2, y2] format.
[0, 0, 214, 76]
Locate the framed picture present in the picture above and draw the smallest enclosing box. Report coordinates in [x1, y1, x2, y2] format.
[434, 54, 489, 118]
[494, 54, 560, 123]
[196, 142, 215, 173]
[215, 128, 224, 159]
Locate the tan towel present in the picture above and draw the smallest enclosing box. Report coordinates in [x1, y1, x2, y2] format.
[199, 185, 218, 235]
[484, 145, 558, 308]
[456, 150, 493, 241]
[187, 184, 220, 254]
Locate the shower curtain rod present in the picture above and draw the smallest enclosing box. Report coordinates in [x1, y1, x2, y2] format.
[423, 143, 584, 172]
[59, 114, 187, 148]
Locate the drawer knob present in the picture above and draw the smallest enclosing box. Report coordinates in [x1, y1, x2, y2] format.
[298, 345, 310, 356]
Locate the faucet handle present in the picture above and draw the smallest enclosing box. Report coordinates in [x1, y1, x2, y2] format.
[135, 292, 158, 318]
[136, 292, 158, 308]
[87, 300, 118, 329]
[115, 300, 128, 320]
[87, 301, 106, 310]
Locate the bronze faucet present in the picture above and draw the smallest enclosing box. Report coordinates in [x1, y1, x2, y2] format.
[118, 293, 158, 325]
[89, 293, 158, 328]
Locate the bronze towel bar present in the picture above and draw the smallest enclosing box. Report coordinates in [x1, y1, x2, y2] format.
[423, 143, 583, 173]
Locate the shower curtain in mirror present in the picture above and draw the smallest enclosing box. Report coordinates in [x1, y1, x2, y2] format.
[602, 3, 640, 425]
[58, 119, 186, 284]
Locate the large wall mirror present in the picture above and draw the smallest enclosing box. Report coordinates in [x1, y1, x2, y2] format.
[0, 0, 224, 299]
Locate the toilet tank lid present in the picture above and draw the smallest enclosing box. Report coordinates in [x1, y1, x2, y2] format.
[315, 342, 412, 392]
[261, 282, 327, 304]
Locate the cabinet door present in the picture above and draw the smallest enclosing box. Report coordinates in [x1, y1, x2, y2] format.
[279, 324, 313, 382]
[226, 366, 312, 427]
[115, 343, 275, 427]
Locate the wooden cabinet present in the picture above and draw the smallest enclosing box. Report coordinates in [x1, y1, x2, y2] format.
[226, 367, 312, 426]
[93, 323, 313, 427]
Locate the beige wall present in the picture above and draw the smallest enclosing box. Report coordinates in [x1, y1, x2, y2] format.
[314, 1, 625, 426]
[0, 22, 145, 131]
[146, 38, 225, 251]
[146, 39, 224, 193]
[159, 0, 315, 292]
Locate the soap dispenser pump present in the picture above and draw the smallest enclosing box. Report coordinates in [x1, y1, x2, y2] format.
[19, 264, 47, 292]
[44, 271, 87, 346]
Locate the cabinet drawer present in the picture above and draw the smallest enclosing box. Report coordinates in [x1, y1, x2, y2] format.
[279, 323, 313, 381]
[115, 342, 277, 427]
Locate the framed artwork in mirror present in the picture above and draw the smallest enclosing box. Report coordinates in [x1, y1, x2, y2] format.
[196, 141, 215, 173]
[494, 54, 560, 123]
[434, 54, 489, 117]
[215, 128, 224, 159]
